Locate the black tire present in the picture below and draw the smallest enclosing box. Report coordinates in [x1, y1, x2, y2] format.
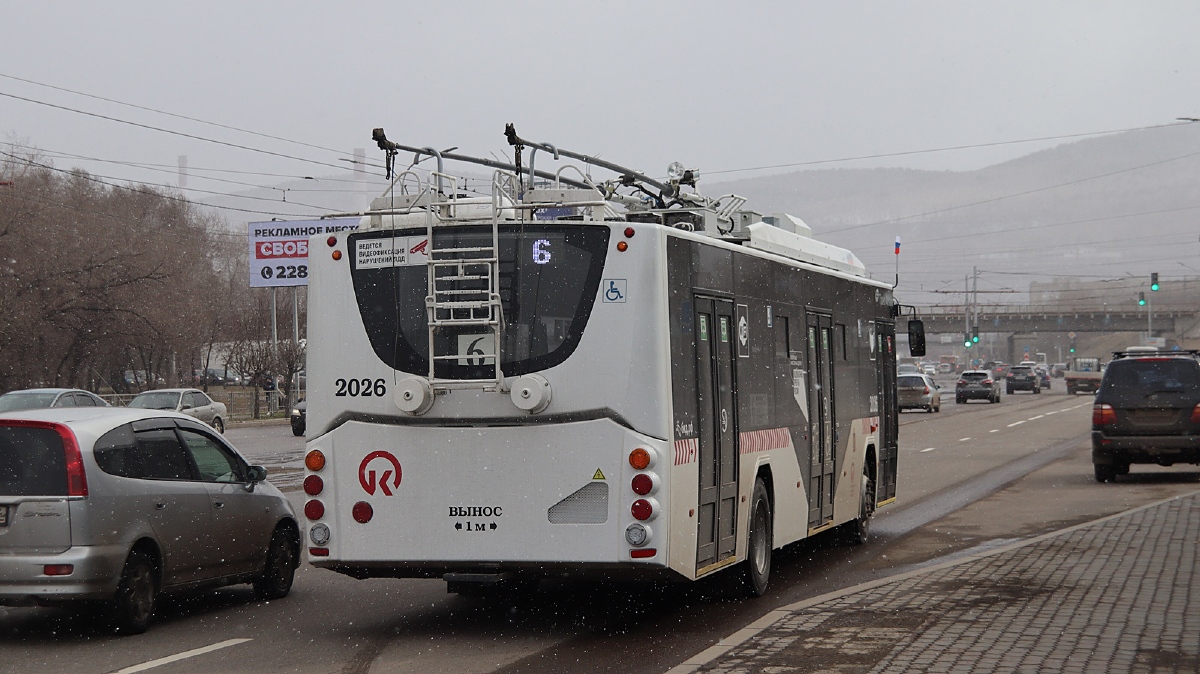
[1006, 388, 1013, 395]
[212, 417, 225, 434]
[291, 422, 304, 437]
[845, 471, 875, 545]
[1034, 386, 1041, 395]
[956, 396, 965, 405]
[739, 479, 772, 597]
[109, 550, 157, 635]
[1116, 462, 1130, 475]
[1094, 464, 1117, 483]
[254, 527, 298, 600]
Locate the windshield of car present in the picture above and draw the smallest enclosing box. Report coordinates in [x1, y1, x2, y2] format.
[897, 375, 926, 387]
[960, 372, 990, 381]
[0, 392, 58, 412]
[128, 392, 181, 410]
[1010, 366, 1033, 375]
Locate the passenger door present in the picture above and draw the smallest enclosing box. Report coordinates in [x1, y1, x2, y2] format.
[806, 312, 836, 528]
[694, 296, 739, 571]
[876, 324, 898, 502]
[129, 420, 214, 585]
[177, 423, 266, 576]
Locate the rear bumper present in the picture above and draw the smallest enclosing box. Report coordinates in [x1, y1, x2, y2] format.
[1007, 381, 1038, 391]
[0, 544, 126, 606]
[956, 388, 994, 400]
[312, 558, 679, 583]
[1066, 379, 1100, 392]
[1091, 432, 1200, 465]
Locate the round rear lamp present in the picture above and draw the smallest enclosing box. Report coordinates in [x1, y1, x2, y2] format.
[631, 473, 653, 495]
[309, 523, 331, 546]
[616, 241, 628, 252]
[629, 448, 652, 470]
[623, 227, 635, 238]
[304, 500, 325, 520]
[305, 449, 326, 471]
[352, 501, 374, 524]
[303, 475, 324, 495]
[625, 523, 651, 547]
[332, 250, 343, 261]
[327, 236, 337, 247]
[631, 498, 656, 521]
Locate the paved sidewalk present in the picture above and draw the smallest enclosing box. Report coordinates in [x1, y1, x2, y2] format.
[671, 490, 1200, 673]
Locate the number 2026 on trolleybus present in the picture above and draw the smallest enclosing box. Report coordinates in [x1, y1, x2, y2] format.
[299, 126, 922, 596]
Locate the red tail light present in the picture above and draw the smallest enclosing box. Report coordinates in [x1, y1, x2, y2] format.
[923, 386, 930, 395]
[957, 379, 967, 386]
[352, 501, 374, 524]
[304, 500, 325, 520]
[1191, 404, 1200, 424]
[982, 379, 993, 386]
[1093, 404, 1117, 426]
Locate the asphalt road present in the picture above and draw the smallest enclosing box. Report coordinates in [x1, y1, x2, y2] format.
[3, 381, 1198, 674]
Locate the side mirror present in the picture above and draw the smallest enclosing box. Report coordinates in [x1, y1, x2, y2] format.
[908, 319, 926, 357]
[246, 465, 267, 483]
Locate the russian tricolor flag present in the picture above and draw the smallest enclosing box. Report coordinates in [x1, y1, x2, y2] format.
[894, 236, 901, 255]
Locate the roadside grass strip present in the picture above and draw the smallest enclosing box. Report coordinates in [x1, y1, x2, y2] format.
[111, 639, 252, 673]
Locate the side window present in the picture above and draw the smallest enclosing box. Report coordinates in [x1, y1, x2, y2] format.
[135, 429, 195, 481]
[194, 392, 212, 407]
[178, 428, 243, 483]
[54, 394, 77, 408]
[74, 393, 97, 407]
[94, 424, 142, 478]
[181, 392, 197, 409]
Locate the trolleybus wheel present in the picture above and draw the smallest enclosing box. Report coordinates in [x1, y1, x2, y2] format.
[740, 479, 773, 597]
[845, 470, 875, 545]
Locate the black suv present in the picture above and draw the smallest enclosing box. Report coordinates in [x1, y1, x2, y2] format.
[1006, 365, 1041, 394]
[1091, 350, 1200, 482]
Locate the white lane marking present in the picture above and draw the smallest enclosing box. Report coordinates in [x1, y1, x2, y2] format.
[112, 639, 252, 673]
[1007, 420, 1026, 427]
[920, 447, 936, 453]
[989, 429, 999, 433]
[1030, 415, 1045, 420]
[1058, 408, 1074, 413]
[958, 437, 971, 442]
[1045, 411, 1059, 415]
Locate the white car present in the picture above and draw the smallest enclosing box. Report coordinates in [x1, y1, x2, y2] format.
[922, 364, 937, 375]
[127, 388, 228, 434]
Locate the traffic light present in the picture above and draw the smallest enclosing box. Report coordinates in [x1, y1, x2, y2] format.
[1150, 272, 1159, 292]
[1069, 336, 1077, 353]
[972, 330, 979, 344]
[964, 333, 972, 348]
[1139, 292, 1146, 306]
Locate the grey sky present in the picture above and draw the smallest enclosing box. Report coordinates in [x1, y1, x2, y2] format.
[2, 1, 1199, 219]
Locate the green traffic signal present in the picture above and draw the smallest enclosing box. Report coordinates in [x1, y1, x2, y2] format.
[1150, 272, 1159, 291]
[972, 334, 979, 343]
[1070, 347, 1076, 353]
[1139, 292, 1146, 306]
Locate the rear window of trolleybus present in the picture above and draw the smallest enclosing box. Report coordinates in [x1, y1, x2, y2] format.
[348, 224, 610, 379]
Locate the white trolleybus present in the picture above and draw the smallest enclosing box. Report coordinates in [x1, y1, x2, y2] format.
[300, 125, 923, 596]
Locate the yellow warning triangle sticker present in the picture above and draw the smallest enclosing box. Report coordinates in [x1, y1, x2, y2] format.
[592, 468, 606, 480]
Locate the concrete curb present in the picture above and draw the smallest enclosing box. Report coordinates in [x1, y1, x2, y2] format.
[666, 487, 1200, 673]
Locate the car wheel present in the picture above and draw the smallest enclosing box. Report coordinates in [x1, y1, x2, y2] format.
[1034, 387, 1041, 395]
[254, 527, 299, 601]
[212, 417, 225, 434]
[1006, 388, 1013, 395]
[956, 396, 965, 404]
[1094, 464, 1117, 483]
[738, 479, 772, 597]
[291, 422, 304, 437]
[109, 550, 157, 635]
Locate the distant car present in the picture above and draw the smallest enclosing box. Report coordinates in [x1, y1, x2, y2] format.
[0, 388, 110, 412]
[897, 364, 920, 375]
[956, 370, 1001, 404]
[1051, 363, 1067, 379]
[898, 374, 941, 412]
[1006, 365, 1041, 394]
[127, 388, 228, 434]
[938, 362, 954, 374]
[0, 407, 299, 634]
[921, 364, 937, 375]
[290, 400, 306, 437]
[1091, 351, 1200, 482]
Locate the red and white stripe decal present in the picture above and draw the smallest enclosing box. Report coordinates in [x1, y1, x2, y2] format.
[739, 427, 792, 454]
[673, 438, 698, 466]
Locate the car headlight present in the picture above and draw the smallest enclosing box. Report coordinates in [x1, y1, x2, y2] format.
[291, 408, 301, 416]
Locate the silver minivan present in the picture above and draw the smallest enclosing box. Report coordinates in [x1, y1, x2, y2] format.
[0, 407, 298, 634]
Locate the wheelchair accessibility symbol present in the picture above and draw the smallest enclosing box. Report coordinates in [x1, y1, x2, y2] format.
[602, 279, 627, 303]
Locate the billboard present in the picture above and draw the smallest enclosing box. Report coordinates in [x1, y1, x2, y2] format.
[248, 218, 359, 288]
